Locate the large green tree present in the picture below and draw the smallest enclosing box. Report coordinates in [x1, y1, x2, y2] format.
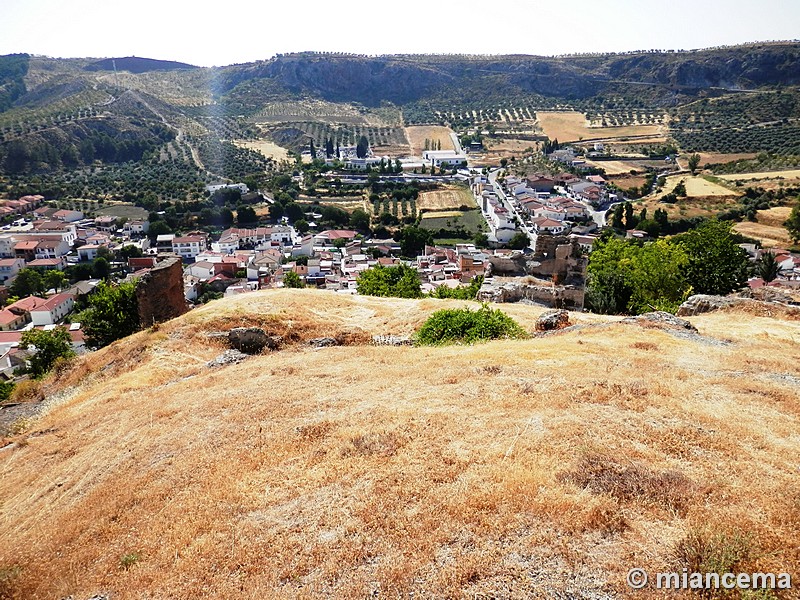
[80, 281, 140, 348]
[20, 327, 75, 378]
[394, 226, 433, 258]
[784, 203, 800, 243]
[356, 264, 422, 298]
[283, 271, 304, 288]
[10, 268, 45, 297]
[586, 236, 691, 314]
[674, 219, 749, 295]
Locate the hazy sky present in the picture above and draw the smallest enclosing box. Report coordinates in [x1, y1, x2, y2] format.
[2, 0, 799, 66]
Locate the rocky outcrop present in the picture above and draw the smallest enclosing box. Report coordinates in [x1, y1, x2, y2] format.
[622, 311, 697, 332]
[228, 328, 280, 354]
[478, 280, 585, 311]
[309, 337, 338, 348]
[676, 294, 761, 316]
[206, 349, 249, 368]
[371, 335, 412, 346]
[135, 257, 187, 327]
[536, 310, 571, 331]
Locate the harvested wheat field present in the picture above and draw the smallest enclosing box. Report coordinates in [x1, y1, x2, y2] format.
[417, 187, 476, 211]
[664, 174, 738, 197]
[537, 112, 663, 143]
[234, 139, 290, 162]
[734, 221, 794, 248]
[1, 290, 799, 599]
[716, 169, 800, 183]
[405, 125, 455, 156]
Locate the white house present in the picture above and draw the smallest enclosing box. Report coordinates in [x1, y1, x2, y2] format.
[34, 238, 71, 259]
[77, 244, 102, 262]
[172, 235, 207, 260]
[531, 217, 569, 235]
[30, 293, 75, 326]
[0, 258, 24, 286]
[185, 261, 215, 279]
[52, 209, 84, 222]
[422, 150, 468, 167]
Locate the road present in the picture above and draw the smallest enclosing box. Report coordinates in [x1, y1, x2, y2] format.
[486, 168, 535, 245]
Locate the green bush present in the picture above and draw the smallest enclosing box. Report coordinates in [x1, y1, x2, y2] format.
[416, 304, 527, 345]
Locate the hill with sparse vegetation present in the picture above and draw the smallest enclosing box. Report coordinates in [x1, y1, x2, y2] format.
[0, 289, 798, 598]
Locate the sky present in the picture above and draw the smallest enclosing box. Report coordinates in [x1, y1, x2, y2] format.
[2, 0, 799, 67]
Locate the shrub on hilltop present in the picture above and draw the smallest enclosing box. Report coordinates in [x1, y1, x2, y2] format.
[416, 304, 527, 345]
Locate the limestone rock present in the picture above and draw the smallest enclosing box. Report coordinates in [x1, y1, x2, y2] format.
[228, 327, 280, 354]
[309, 337, 338, 347]
[535, 309, 570, 331]
[623, 311, 697, 332]
[676, 294, 742, 316]
[207, 349, 249, 367]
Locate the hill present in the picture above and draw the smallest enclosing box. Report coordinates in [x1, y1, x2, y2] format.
[84, 56, 199, 73]
[1, 290, 798, 598]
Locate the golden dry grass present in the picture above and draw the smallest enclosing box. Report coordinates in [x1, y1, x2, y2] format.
[716, 169, 800, 182]
[734, 221, 794, 248]
[234, 139, 290, 162]
[665, 175, 737, 198]
[583, 160, 644, 175]
[405, 125, 455, 156]
[417, 188, 476, 211]
[1, 290, 799, 599]
[537, 112, 663, 143]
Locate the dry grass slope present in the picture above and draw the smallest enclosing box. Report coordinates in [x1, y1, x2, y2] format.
[0, 290, 798, 599]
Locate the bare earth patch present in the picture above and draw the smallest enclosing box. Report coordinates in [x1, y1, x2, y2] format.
[234, 139, 290, 162]
[417, 188, 476, 211]
[405, 125, 455, 156]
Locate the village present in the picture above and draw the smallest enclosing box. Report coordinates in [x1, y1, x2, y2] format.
[0, 139, 798, 381]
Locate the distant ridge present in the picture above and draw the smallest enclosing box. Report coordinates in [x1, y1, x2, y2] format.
[83, 56, 198, 73]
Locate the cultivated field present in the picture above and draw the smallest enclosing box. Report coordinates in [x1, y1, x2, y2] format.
[405, 125, 456, 156]
[95, 204, 149, 221]
[234, 139, 290, 162]
[537, 111, 663, 143]
[716, 169, 800, 182]
[734, 221, 794, 248]
[583, 160, 645, 175]
[664, 175, 738, 197]
[1, 290, 798, 598]
[417, 187, 476, 211]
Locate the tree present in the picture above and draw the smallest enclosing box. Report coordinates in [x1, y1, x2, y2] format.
[92, 257, 111, 279]
[395, 226, 433, 258]
[755, 251, 780, 283]
[356, 135, 369, 159]
[221, 207, 234, 227]
[474, 232, 489, 248]
[10, 268, 44, 297]
[508, 232, 530, 250]
[784, 203, 800, 243]
[688, 153, 701, 175]
[80, 281, 140, 348]
[320, 205, 349, 227]
[624, 202, 636, 229]
[43, 270, 68, 293]
[147, 220, 172, 240]
[283, 271, 304, 288]
[294, 219, 310, 234]
[236, 205, 257, 225]
[349, 208, 371, 232]
[20, 327, 75, 378]
[674, 219, 749, 295]
[269, 202, 285, 222]
[673, 180, 687, 197]
[284, 202, 304, 223]
[586, 236, 691, 314]
[356, 264, 422, 298]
